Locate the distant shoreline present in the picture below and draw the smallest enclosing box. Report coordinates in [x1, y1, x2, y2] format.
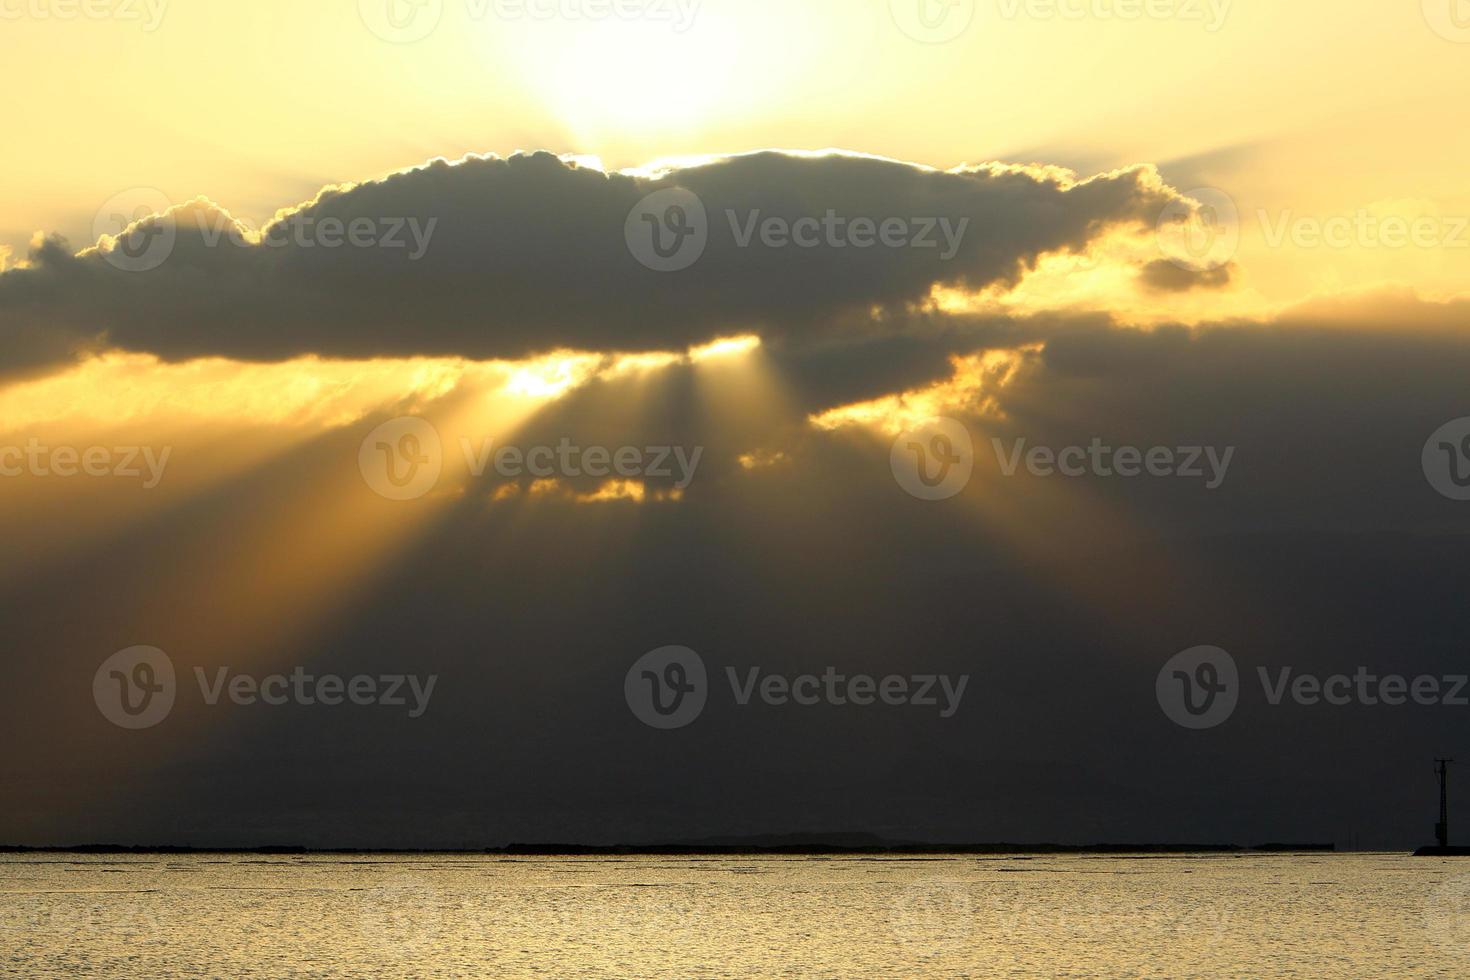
[0, 841, 1337, 856]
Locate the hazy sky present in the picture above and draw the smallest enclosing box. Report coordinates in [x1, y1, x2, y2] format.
[1, 0, 1468, 849]
[4, 0, 1468, 302]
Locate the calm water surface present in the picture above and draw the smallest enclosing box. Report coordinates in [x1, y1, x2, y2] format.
[3, 852, 1469, 977]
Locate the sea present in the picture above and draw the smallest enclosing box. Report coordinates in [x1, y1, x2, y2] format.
[3, 851, 1467, 977]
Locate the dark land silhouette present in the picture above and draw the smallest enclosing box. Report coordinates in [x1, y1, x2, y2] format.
[1, 833, 1336, 855]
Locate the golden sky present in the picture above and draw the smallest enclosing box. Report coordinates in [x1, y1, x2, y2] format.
[3, 0, 1467, 304]
[1, 0, 1467, 484]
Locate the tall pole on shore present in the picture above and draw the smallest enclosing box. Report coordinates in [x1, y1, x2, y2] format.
[1435, 758, 1453, 849]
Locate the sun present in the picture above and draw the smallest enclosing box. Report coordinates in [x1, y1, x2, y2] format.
[480, 9, 786, 145]
[524, 19, 742, 136]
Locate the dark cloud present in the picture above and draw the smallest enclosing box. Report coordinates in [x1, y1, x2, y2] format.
[4, 144, 1469, 850]
[0, 151, 1178, 371]
[5, 295, 1469, 848]
[1137, 257, 1234, 292]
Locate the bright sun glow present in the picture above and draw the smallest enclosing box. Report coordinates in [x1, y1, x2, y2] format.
[500, 352, 604, 399]
[811, 349, 1032, 435]
[688, 334, 761, 362]
[495, 17, 747, 138]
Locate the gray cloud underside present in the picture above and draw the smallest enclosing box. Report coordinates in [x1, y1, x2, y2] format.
[6, 298, 1470, 846]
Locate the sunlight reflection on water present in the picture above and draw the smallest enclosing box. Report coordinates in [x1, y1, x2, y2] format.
[3, 852, 1467, 977]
